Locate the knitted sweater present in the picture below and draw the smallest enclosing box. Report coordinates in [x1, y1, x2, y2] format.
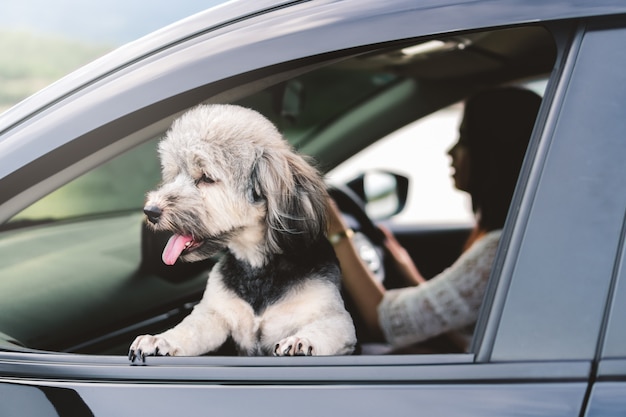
[377, 229, 502, 351]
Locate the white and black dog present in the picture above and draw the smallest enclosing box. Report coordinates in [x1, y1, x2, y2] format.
[129, 104, 356, 361]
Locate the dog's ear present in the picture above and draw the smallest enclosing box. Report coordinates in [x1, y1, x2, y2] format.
[247, 158, 264, 203]
[252, 147, 329, 253]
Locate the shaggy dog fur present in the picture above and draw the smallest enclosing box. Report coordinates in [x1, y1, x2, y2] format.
[129, 104, 356, 360]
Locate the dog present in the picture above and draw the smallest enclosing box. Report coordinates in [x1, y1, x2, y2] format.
[128, 104, 356, 361]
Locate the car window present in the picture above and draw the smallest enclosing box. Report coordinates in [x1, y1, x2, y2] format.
[326, 78, 548, 226]
[7, 138, 161, 227]
[327, 104, 472, 225]
[0, 24, 557, 357]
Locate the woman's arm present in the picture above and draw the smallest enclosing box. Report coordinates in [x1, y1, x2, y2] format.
[378, 226, 427, 286]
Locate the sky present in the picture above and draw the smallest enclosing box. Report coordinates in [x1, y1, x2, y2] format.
[0, 0, 227, 45]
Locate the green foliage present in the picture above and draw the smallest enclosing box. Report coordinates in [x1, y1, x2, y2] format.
[0, 30, 112, 110]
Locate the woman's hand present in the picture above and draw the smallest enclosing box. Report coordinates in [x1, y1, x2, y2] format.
[378, 225, 426, 286]
[327, 198, 350, 236]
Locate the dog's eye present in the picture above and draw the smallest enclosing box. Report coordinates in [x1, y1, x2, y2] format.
[196, 174, 216, 185]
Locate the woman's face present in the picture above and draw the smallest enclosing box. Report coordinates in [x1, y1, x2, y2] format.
[448, 125, 471, 192]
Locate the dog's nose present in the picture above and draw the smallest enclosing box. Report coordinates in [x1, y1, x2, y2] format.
[144, 205, 162, 224]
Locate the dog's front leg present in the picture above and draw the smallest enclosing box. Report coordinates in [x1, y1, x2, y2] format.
[273, 312, 356, 356]
[266, 283, 357, 356]
[129, 305, 229, 362]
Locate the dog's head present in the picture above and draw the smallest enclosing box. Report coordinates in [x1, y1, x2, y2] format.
[144, 104, 329, 267]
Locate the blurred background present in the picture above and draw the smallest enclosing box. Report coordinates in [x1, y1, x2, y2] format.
[0, 0, 223, 112]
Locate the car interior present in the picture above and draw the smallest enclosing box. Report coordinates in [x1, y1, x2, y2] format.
[0, 24, 556, 356]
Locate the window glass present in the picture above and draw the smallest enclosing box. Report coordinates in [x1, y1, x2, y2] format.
[326, 78, 548, 226]
[9, 138, 161, 225]
[0, 2, 225, 113]
[327, 104, 473, 225]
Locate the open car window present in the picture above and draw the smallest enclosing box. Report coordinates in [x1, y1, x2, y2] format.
[0, 24, 556, 358]
[7, 139, 161, 227]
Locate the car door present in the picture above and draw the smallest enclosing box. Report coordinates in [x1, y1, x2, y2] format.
[579, 22, 626, 416]
[2, 1, 626, 416]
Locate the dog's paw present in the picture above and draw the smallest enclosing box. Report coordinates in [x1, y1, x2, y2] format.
[128, 334, 179, 363]
[274, 336, 314, 356]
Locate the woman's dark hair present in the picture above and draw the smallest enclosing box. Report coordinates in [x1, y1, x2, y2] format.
[462, 87, 542, 231]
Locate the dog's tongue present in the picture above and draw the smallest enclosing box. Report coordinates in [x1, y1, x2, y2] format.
[162, 234, 193, 265]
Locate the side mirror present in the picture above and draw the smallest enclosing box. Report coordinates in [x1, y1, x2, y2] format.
[346, 171, 409, 220]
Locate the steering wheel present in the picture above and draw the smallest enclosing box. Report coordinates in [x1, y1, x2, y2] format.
[327, 184, 387, 279]
[328, 185, 384, 244]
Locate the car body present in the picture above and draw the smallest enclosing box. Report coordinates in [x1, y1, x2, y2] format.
[1, 0, 626, 415]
